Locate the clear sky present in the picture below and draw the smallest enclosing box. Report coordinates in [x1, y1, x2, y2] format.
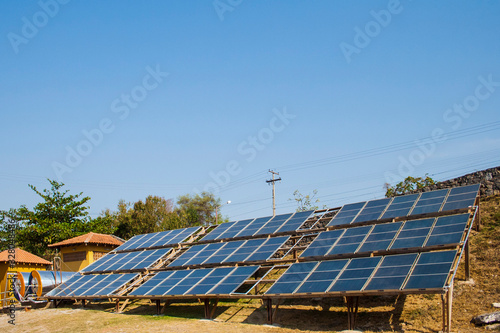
[1, 0, 499, 221]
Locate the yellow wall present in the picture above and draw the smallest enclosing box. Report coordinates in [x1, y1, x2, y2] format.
[59, 244, 115, 272]
[0, 262, 48, 306]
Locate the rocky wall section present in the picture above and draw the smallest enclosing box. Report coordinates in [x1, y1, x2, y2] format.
[416, 166, 500, 197]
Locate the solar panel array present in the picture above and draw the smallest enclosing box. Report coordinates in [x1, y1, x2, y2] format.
[114, 226, 201, 252]
[266, 250, 457, 295]
[129, 266, 259, 297]
[46, 184, 479, 303]
[201, 210, 314, 241]
[301, 213, 470, 258]
[328, 184, 479, 227]
[47, 273, 138, 297]
[168, 236, 289, 267]
[81, 248, 170, 273]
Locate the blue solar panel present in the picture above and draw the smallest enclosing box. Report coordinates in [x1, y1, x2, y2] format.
[328, 256, 381, 292]
[327, 226, 372, 255]
[424, 214, 469, 246]
[46, 273, 86, 297]
[328, 201, 366, 226]
[115, 227, 201, 252]
[203, 240, 245, 264]
[294, 259, 349, 294]
[356, 222, 402, 253]
[83, 249, 169, 272]
[128, 271, 175, 296]
[390, 218, 435, 250]
[266, 262, 318, 294]
[208, 266, 259, 295]
[180, 242, 226, 266]
[363, 253, 418, 291]
[164, 269, 215, 296]
[442, 184, 479, 211]
[216, 218, 255, 239]
[255, 213, 293, 235]
[187, 267, 234, 295]
[168, 243, 210, 267]
[404, 250, 456, 290]
[300, 229, 343, 258]
[410, 189, 448, 215]
[353, 198, 392, 223]
[48, 273, 138, 297]
[380, 193, 419, 219]
[169, 236, 288, 267]
[275, 210, 314, 233]
[201, 221, 236, 241]
[79, 274, 138, 296]
[245, 236, 289, 261]
[235, 216, 274, 237]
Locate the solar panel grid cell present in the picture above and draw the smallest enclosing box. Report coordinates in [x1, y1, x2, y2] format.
[381, 193, 420, 219]
[363, 253, 418, 291]
[295, 259, 349, 293]
[328, 256, 381, 292]
[276, 211, 313, 233]
[424, 214, 469, 247]
[215, 219, 254, 239]
[327, 225, 372, 255]
[328, 202, 366, 226]
[201, 221, 235, 241]
[266, 262, 318, 294]
[235, 216, 273, 237]
[353, 198, 392, 223]
[403, 250, 456, 290]
[299, 229, 344, 258]
[255, 213, 293, 235]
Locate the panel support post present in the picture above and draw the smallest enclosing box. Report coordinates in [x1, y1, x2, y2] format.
[266, 298, 280, 324]
[82, 300, 86, 308]
[441, 284, 453, 333]
[346, 296, 359, 330]
[203, 298, 219, 319]
[156, 300, 161, 315]
[475, 206, 481, 231]
[465, 239, 470, 281]
[162, 300, 171, 315]
[115, 299, 120, 313]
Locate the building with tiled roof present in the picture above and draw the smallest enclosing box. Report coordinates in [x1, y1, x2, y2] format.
[48, 232, 124, 272]
[48, 232, 124, 248]
[0, 248, 51, 307]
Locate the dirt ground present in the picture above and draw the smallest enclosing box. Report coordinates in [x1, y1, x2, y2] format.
[1, 195, 499, 333]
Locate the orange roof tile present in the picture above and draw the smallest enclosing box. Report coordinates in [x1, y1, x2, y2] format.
[0, 248, 52, 265]
[48, 232, 124, 248]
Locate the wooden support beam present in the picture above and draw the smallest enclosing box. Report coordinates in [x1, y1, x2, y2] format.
[265, 298, 280, 324]
[156, 300, 161, 315]
[115, 299, 120, 313]
[464, 239, 470, 281]
[447, 284, 453, 333]
[82, 300, 86, 308]
[119, 299, 130, 313]
[346, 296, 359, 330]
[203, 298, 219, 319]
[162, 300, 171, 314]
[441, 284, 454, 333]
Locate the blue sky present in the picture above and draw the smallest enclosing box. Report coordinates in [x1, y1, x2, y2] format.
[1, 0, 499, 221]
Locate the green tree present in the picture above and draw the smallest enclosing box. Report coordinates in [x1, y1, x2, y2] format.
[112, 196, 174, 239]
[2, 179, 110, 258]
[176, 192, 223, 226]
[385, 175, 436, 197]
[289, 189, 324, 212]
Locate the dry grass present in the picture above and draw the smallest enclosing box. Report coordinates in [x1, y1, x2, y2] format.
[1, 195, 499, 333]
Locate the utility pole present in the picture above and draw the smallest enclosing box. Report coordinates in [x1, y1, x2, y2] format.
[266, 170, 281, 216]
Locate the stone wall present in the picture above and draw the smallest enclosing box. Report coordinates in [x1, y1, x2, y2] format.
[414, 166, 500, 197]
